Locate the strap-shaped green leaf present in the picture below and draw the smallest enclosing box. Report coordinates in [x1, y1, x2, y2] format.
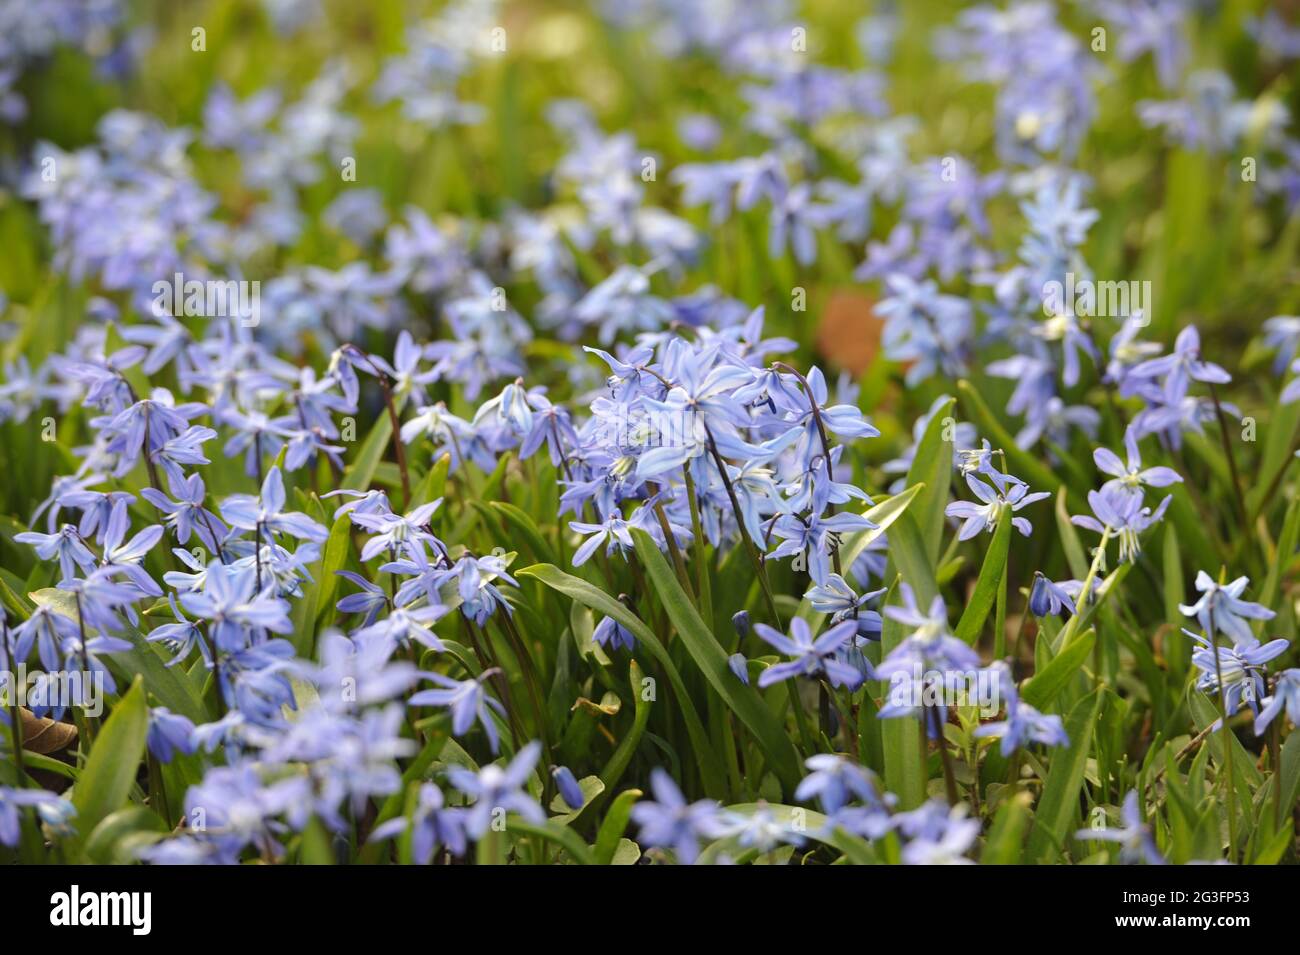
[630, 530, 802, 794]
[516, 561, 729, 798]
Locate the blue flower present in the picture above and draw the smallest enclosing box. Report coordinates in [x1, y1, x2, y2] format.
[711, 804, 806, 853]
[805, 573, 884, 639]
[179, 563, 294, 652]
[945, 473, 1049, 539]
[350, 499, 444, 562]
[1028, 572, 1076, 618]
[445, 741, 545, 839]
[147, 707, 197, 763]
[1093, 427, 1182, 503]
[12, 602, 81, 674]
[895, 800, 979, 865]
[551, 766, 585, 810]
[354, 606, 447, 653]
[1179, 571, 1275, 646]
[0, 786, 74, 848]
[1255, 669, 1300, 735]
[409, 670, 506, 753]
[141, 472, 228, 554]
[593, 615, 636, 652]
[1129, 325, 1231, 399]
[727, 652, 750, 684]
[1190, 632, 1289, 720]
[1074, 791, 1165, 865]
[795, 754, 882, 814]
[769, 509, 876, 585]
[97, 499, 164, 596]
[14, 524, 97, 582]
[146, 595, 210, 668]
[569, 513, 635, 567]
[629, 768, 723, 864]
[220, 466, 328, 544]
[1072, 486, 1171, 564]
[368, 783, 467, 862]
[312, 630, 420, 711]
[752, 617, 864, 690]
[334, 571, 389, 626]
[974, 664, 1068, 756]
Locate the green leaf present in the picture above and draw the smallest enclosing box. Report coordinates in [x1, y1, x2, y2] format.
[887, 509, 939, 605]
[0, 568, 34, 619]
[1189, 691, 1263, 810]
[1246, 398, 1300, 517]
[412, 452, 451, 509]
[1027, 689, 1103, 862]
[1250, 819, 1293, 866]
[981, 790, 1033, 864]
[341, 412, 393, 492]
[880, 510, 938, 809]
[908, 396, 955, 562]
[507, 817, 596, 865]
[103, 624, 212, 724]
[1021, 629, 1096, 712]
[630, 530, 802, 794]
[548, 776, 605, 823]
[1055, 487, 1088, 580]
[1280, 729, 1300, 821]
[954, 508, 1011, 645]
[490, 501, 558, 566]
[71, 677, 150, 854]
[597, 660, 652, 797]
[516, 562, 729, 798]
[593, 788, 642, 865]
[608, 838, 642, 865]
[300, 816, 337, 865]
[313, 513, 353, 629]
[1259, 494, 1300, 620]
[83, 807, 167, 865]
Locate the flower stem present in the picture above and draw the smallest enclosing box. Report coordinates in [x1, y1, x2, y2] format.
[929, 704, 958, 805]
[650, 492, 696, 602]
[681, 468, 713, 627]
[3, 624, 27, 786]
[497, 611, 554, 777]
[1063, 526, 1110, 675]
[702, 426, 782, 627]
[1209, 384, 1249, 530]
[1208, 620, 1238, 862]
[377, 373, 411, 510]
[1270, 694, 1283, 832]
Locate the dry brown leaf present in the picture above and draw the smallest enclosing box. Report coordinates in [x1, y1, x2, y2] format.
[18, 707, 78, 754]
[815, 289, 884, 377]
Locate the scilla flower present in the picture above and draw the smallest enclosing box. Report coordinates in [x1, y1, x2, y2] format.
[445, 742, 546, 840]
[368, 783, 467, 862]
[945, 472, 1049, 540]
[1255, 669, 1300, 735]
[551, 766, 585, 810]
[409, 670, 506, 753]
[1028, 572, 1076, 617]
[1075, 791, 1165, 865]
[1189, 631, 1289, 720]
[1093, 427, 1181, 503]
[1179, 571, 1275, 646]
[629, 769, 724, 865]
[752, 617, 864, 690]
